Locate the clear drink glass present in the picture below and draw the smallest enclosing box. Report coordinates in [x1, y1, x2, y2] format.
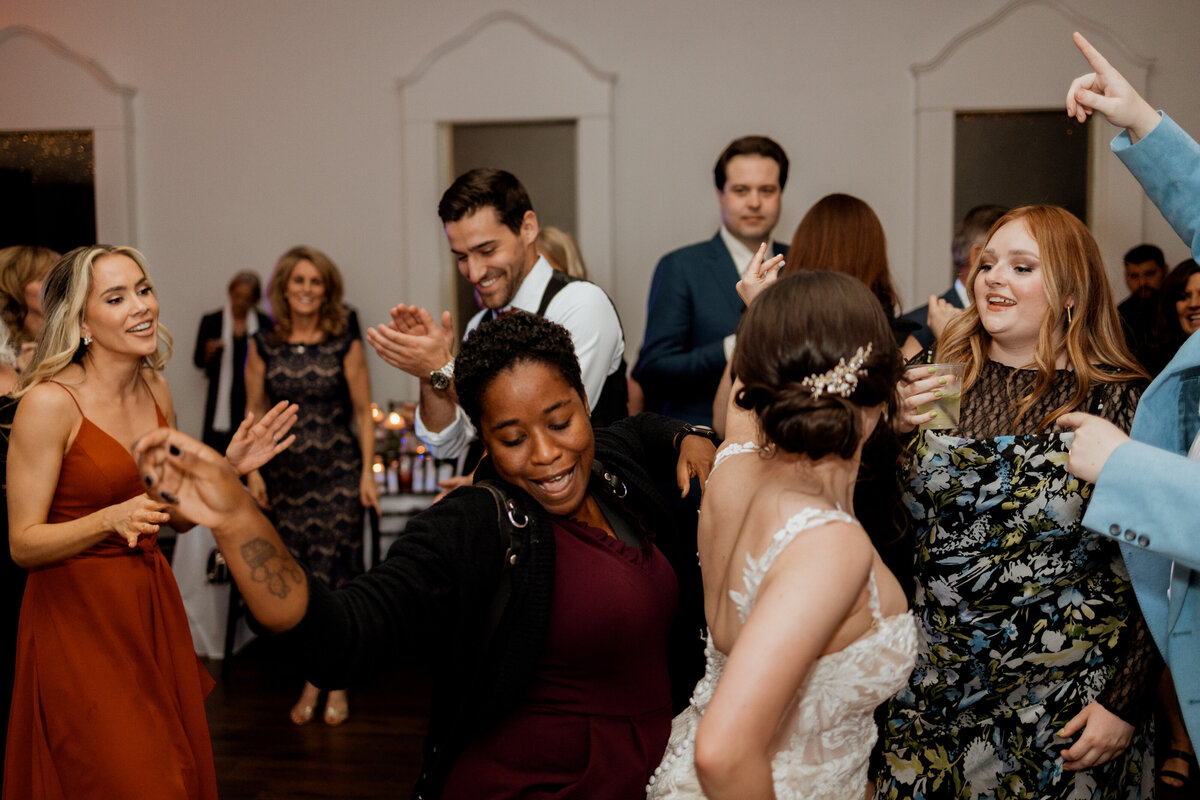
[907, 362, 964, 430]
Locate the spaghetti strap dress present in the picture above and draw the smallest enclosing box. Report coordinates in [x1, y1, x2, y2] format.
[3, 384, 217, 800]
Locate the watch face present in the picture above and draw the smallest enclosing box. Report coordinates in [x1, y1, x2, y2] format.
[431, 371, 451, 390]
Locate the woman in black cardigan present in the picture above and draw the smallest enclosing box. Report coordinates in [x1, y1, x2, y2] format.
[135, 311, 714, 799]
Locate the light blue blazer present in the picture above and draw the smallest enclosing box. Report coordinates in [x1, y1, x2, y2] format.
[1081, 112, 1200, 740]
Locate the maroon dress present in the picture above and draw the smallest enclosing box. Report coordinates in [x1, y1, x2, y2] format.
[441, 515, 679, 799]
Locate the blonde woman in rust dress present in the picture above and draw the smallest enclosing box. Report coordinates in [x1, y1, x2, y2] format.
[4, 245, 292, 799]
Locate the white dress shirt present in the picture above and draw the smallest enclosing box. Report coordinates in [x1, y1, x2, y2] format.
[416, 256, 625, 458]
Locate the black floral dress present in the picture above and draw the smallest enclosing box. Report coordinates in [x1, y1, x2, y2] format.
[255, 311, 364, 590]
[874, 360, 1158, 800]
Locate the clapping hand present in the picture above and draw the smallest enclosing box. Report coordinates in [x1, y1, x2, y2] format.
[366, 304, 456, 379]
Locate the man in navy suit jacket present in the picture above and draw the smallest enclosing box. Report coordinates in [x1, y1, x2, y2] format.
[634, 136, 789, 425]
[902, 204, 1007, 350]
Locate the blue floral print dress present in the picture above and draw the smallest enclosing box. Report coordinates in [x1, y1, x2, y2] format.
[874, 360, 1157, 800]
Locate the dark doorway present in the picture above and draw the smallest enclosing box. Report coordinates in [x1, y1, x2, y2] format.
[954, 110, 1089, 226]
[0, 130, 96, 252]
[448, 120, 577, 336]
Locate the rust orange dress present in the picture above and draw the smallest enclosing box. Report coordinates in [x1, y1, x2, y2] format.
[3, 386, 217, 799]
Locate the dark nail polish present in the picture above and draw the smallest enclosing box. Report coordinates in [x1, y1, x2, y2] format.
[161, 490, 179, 504]
[143, 475, 154, 486]
[168, 445, 181, 456]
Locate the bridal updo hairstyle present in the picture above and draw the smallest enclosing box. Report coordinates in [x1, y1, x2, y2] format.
[454, 311, 585, 430]
[733, 270, 901, 459]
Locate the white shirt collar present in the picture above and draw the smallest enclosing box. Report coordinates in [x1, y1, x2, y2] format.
[495, 255, 554, 314]
[953, 278, 969, 307]
[719, 226, 761, 278]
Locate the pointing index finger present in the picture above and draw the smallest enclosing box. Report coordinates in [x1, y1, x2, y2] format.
[1072, 31, 1112, 75]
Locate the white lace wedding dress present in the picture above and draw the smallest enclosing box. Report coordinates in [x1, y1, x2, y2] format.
[646, 497, 919, 799]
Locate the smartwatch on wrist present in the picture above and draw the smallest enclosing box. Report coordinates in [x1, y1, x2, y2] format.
[429, 358, 455, 391]
[673, 423, 721, 451]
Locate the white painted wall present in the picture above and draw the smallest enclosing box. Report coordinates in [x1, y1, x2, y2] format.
[2, 0, 1198, 437]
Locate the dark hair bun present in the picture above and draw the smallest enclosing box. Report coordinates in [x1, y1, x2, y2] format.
[752, 384, 860, 460]
[731, 271, 903, 460]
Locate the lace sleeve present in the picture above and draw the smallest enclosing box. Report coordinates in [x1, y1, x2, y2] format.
[1096, 585, 1163, 723]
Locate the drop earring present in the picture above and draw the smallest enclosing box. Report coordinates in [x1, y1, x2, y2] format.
[1065, 305, 1073, 325]
[83, 334, 92, 346]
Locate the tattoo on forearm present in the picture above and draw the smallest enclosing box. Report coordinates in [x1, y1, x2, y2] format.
[241, 538, 305, 599]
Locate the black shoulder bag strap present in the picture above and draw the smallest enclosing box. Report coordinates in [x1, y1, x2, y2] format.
[474, 480, 529, 650]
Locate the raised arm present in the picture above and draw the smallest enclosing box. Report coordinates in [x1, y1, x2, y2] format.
[8, 385, 171, 567]
[134, 427, 507, 688]
[1067, 32, 1200, 261]
[1066, 32, 1160, 142]
[133, 427, 309, 631]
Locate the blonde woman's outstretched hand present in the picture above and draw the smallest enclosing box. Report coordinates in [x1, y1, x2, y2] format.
[225, 400, 299, 475]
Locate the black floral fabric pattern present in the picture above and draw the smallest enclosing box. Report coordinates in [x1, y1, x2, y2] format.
[874, 361, 1154, 800]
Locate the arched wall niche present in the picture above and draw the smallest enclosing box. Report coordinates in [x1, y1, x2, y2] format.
[0, 26, 137, 245]
[397, 11, 615, 327]
[909, 0, 1153, 306]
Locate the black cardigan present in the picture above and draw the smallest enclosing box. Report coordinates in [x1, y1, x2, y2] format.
[283, 413, 704, 799]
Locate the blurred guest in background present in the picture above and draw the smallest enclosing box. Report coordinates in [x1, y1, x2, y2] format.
[194, 270, 271, 453]
[0, 245, 59, 371]
[782, 193, 922, 358]
[1117, 243, 1167, 369]
[1142, 258, 1200, 376]
[536, 225, 588, 279]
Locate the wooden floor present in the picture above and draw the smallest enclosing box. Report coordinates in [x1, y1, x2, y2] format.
[207, 640, 1192, 800]
[204, 638, 431, 799]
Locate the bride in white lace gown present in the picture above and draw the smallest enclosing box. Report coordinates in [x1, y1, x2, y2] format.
[647, 267, 918, 800]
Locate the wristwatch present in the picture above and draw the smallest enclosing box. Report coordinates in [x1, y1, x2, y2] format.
[673, 423, 721, 451]
[429, 358, 455, 391]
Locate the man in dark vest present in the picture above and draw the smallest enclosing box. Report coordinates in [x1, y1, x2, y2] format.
[367, 168, 627, 460]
